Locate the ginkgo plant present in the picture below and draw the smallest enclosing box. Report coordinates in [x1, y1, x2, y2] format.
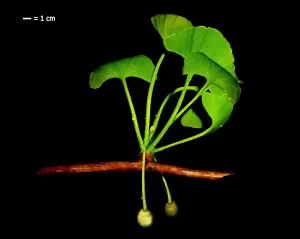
[88, 14, 242, 227]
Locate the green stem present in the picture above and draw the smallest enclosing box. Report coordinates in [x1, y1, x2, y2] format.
[162, 176, 172, 203]
[148, 86, 200, 143]
[121, 79, 144, 151]
[141, 151, 147, 210]
[147, 74, 194, 153]
[153, 157, 173, 203]
[154, 127, 212, 153]
[175, 82, 209, 121]
[144, 54, 165, 147]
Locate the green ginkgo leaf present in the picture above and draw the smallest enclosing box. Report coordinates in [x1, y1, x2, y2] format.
[202, 92, 233, 132]
[183, 52, 241, 103]
[151, 14, 193, 40]
[89, 55, 155, 89]
[181, 108, 203, 128]
[164, 25, 237, 79]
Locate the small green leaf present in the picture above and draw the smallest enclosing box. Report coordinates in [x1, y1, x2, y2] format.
[202, 92, 233, 132]
[164, 26, 237, 79]
[89, 55, 155, 89]
[183, 52, 241, 104]
[151, 14, 193, 40]
[181, 108, 203, 128]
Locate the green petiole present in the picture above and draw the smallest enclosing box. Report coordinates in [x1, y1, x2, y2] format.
[153, 157, 173, 204]
[141, 151, 147, 210]
[154, 126, 212, 153]
[144, 53, 165, 147]
[121, 78, 144, 151]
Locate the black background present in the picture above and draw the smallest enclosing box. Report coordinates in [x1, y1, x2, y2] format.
[19, 5, 253, 237]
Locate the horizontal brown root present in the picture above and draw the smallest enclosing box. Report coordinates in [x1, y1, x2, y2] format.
[36, 161, 232, 180]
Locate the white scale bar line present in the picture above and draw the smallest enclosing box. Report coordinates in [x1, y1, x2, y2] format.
[23, 17, 32, 20]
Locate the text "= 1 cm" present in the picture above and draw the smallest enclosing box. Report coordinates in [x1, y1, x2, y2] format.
[23, 16, 56, 21]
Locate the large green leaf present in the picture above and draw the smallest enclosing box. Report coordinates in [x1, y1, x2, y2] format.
[164, 26, 237, 79]
[181, 108, 203, 128]
[183, 52, 241, 104]
[202, 92, 233, 132]
[151, 14, 193, 40]
[89, 55, 155, 89]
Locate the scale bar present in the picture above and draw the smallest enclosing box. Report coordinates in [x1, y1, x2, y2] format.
[23, 17, 32, 20]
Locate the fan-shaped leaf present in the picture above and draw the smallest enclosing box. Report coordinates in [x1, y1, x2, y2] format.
[164, 26, 237, 78]
[202, 92, 233, 132]
[181, 108, 203, 128]
[183, 52, 241, 103]
[89, 55, 155, 89]
[151, 14, 193, 40]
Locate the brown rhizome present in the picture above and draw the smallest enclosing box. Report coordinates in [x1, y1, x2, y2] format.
[36, 153, 232, 180]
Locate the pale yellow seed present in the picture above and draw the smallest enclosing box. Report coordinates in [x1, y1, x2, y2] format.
[137, 209, 153, 228]
[165, 201, 178, 217]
